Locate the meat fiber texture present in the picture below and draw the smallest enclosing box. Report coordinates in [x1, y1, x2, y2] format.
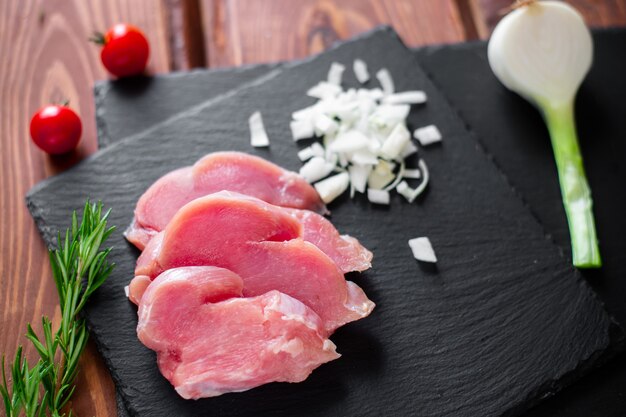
[137, 266, 340, 399]
[131, 191, 375, 335]
[125, 152, 327, 250]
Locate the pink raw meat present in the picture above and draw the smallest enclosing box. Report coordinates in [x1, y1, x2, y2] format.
[137, 266, 340, 399]
[132, 192, 375, 334]
[125, 152, 326, 249]
[134, 191, 372, 276]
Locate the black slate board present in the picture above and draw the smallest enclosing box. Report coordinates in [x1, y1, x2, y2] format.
[95, 64, 279, 148]
[97, 29, 626, 417]
[27, 28, 621, 417]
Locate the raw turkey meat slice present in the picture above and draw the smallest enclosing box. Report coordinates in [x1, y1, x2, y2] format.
[132, 192, 375, 333]
[134, 191, 372, 276]
[288, 208, 372, 273]
[137, 266, 340, 399]
[125, 152, 327, 249]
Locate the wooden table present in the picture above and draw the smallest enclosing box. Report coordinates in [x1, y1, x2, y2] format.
[1, 1, 624, 415]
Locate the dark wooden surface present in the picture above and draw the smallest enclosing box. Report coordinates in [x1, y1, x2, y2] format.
[1, 1, 624, 416]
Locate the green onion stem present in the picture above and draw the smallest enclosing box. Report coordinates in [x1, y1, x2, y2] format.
[543, 100, 601, 268]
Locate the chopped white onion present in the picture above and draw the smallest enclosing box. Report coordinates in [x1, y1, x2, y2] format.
[382, 91, 427, 105]
[348, 164, 371, 193]
[124, 285, 130, 298]
[292, 106, 316, 121]
[396, 181, 414, 201]
[395, 160, 429, 203]
[249, 111, 270, 147]
[408, 237, 437, 263]
[291, 63, 437, 206]
[291, 119, 315, 141]
[329, 130, 370, 153]
[380, 124, 411, 160]
[400, 141, 418, 159]
[298, 142, 325, 161]
[314, 113, 338, 136]
[351, 150, 379, 166]
[327, 62, 345, 86]
[353, 59, 370, 83]
[368, 160, 396, 190]
[403, 168, 421, 179]
[376, 68, 395, 95]
[370, 104, 410, 131]
[413, 159, 430, 199]
[314, 172, 350, 203]
[367, 188, 390, 205]
[299, 156, 335, 183]
[414, 125, 442, 146]
[307, 82, 342, 99]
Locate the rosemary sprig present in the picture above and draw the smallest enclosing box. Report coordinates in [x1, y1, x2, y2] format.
[1, 201, 115, 417]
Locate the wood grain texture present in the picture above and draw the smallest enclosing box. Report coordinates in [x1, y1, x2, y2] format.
[469, 0, 626, 36]
[0, 1, 170, 417]
[200, 0, 468, 67]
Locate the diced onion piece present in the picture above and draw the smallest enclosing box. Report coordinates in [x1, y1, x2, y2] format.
[329, 130, 370, 153]
[315, 172, 350, 203]
[314, 113, 339, 136]
[376, 68, 395, 95]
[396, 181, 415, 202]
[327, 62, 345, 86]
[353, 59, 370, 83]
[249, 111, 269, 147]
[292, 106, 316, 121]
[338, 153, 349, 167]
[348, 164, 371, 193]
[307, 82, 342, 99]
[413, 159, 430, 199]
[299, 156, 335, 183]
[310, 142, 325, 157]
[370, 104, 410, 130]
[383, 161, 405, 191]
[297, 145, 318, 161]
[382, 91, 427, 105]
[395, 160, 429, 203]
[367, 189, 390, 205]
[368, 160, 396, 189]
[124, 285, 130, 298]
[414, 125, 442, 146]
[380, 123, 411, 160]
[352, 150, 379, 166]
[298, 142, 325, 162]
[400, 141, 418, 159]
[403, 169, 421, 179]
[408, 237, 437, 263]
[290, 119, 315, 141]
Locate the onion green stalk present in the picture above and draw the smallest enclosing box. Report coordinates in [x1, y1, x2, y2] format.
[488, 0, 601, 268]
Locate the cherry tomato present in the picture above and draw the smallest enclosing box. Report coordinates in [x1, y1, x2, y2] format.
[29, 105, 82, 154]
[99, 24, 150, 77]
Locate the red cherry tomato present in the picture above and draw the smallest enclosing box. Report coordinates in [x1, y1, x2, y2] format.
[99, 24, 150, 77]
[29, 105, 82, 155]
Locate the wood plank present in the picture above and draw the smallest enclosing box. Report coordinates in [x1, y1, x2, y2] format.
[0, 1, 170, 416]
[200, 0, 468, 67]
[469, 0, 626, 37]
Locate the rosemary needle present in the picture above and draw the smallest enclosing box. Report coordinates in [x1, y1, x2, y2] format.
[1, 201, 115, 417]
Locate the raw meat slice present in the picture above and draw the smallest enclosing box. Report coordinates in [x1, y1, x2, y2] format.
[289, 208, 372, 273]
[137, 266, 339, 399]
[132, 192, 375, 333]
[134, 191, 371, 276]
[125, 152, 327, 249]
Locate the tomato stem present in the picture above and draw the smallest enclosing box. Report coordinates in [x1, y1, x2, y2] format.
[88, 31, 106, 46]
